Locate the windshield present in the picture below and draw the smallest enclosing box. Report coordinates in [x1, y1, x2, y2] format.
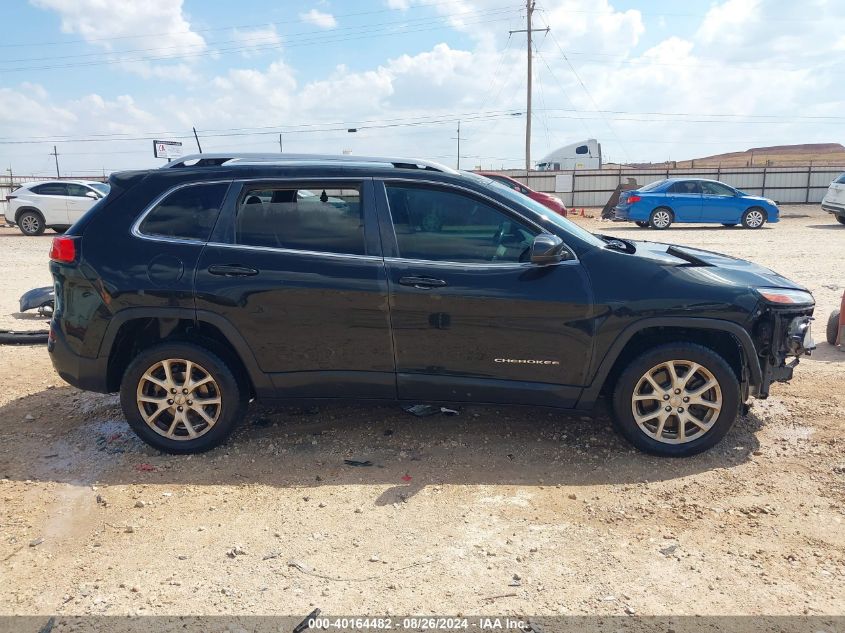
[639, 179, 667, 192]
[90, 182, 110, 195]
[462, 171, 605, 248]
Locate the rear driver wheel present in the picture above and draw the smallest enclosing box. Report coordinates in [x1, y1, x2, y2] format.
[648, 207, 673, 230]
[120, 342, 246, 454]
[18, 210, 45, 236]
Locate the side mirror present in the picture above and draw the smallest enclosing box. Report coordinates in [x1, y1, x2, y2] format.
[530, 233, 566, 265]
[85, 191, 99, 199]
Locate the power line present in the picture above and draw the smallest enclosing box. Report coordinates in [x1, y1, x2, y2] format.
[1, 11, 521, 73]
[3, 5, 519, 65]
[0, 0, 501, 49]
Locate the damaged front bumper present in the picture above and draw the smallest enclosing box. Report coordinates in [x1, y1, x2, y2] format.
[753, 308, 815, 398]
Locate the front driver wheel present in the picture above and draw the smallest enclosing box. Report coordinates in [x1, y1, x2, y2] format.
[611, 343, 740, 457]
[120, 342, 247, 454]
[648, 208, 673, 230]
[741, 207, 766, 229]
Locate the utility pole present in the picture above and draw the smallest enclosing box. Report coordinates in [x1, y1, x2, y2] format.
[510, 1, 549, 172]
[50, 146, 60, 178]
[192, 127, 203, 153]
[279, 133, 283, 153]
[450, 120, 466, 170]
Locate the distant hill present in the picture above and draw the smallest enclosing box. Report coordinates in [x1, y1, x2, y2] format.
[629, 143, 845, 168]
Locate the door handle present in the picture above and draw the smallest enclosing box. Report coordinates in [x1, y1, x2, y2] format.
[207, 264, 259, 277]
[399, 276, 448, 289]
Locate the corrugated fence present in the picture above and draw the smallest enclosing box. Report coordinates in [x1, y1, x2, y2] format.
[500, 165, 845, 208]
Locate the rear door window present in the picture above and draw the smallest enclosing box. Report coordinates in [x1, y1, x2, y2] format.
[234, 183, 365, 255]
[670, 181, 702, 194]
[138, 182, 229, 242]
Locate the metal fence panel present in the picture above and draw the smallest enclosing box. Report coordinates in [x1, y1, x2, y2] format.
[502, 164, 844, 207]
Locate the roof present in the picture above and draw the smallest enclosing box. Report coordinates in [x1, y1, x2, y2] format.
[162, 153, 459, 174]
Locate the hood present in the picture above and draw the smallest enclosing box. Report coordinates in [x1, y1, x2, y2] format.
[630, 241, 807, 291]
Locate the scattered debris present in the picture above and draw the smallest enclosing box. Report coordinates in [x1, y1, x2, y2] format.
[37, 617, 55, 633]
[660, 544, 678, 556]
[343, 459, 373, 467]
[135, 463, 156, 472]
[134, 500, 146, 508]
[293, 608, 321, 633]
[262, 551, 281, 561]
[402, 404, 460, 417]
[484, 592, 518, 601]
[401, 473, 412, 482]
[226, 545, 247, 558]
[95, 494, 107, 507]
[29, 537, 43, 547]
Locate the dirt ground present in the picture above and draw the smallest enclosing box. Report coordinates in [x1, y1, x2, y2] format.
[0, 206, 843, 620]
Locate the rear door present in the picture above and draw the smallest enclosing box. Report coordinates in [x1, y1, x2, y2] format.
[30, 182, 71, 225]
[194, 178, 395, 399]
[376, 179, 593, 408]
[700, 181, 741, 223]
[666, 180, 703, 221]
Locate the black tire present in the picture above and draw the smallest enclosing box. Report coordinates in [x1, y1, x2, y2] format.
[721, 223, 737, 227]
[119, 342, 247, 454]
[827, 309, 841, 345]
[0, 329, 49, 345]
[635, 221, 649, 228]
[611, 343, 741, 457]
[52, 227, 68, 234]
[836, 215, 845, 225]
[741, 207, 766, 229]
[17, 210, 45, 236]
[648, 207, 673, 230]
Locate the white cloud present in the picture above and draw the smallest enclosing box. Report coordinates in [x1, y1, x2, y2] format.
[6, 0, 845, 173]
[385, 0, 411, 8]
[299, 9, 338, 29]
[30, 0, 206, 77]
[231, 25, 282, 58]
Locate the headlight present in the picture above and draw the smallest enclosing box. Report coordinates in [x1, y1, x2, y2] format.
[756, 287, 814, 305]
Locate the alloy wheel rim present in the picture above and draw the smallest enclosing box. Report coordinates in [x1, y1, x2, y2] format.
[746, 210, 764, 227]
[653, 211, 671, 227]
[136, 358, 222, 440]
[21, 215, 39, 233]
[631, 360, 722, 444]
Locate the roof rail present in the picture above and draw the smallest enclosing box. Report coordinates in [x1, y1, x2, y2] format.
[161, 153, 457, 174]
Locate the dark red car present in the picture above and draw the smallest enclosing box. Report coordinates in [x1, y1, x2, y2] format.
[475, 172, 567, 216]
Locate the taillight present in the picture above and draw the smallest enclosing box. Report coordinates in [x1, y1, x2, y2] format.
[627, 195, 642, 204]
[49, 236, 78, 263]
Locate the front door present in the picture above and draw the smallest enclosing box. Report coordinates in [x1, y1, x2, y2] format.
[194, 178, 395, 399]
[376, 181, 593, 408]
[65, 183, 97, 224]
[666, 180, 703, 222]
[700, 181, 742, 224]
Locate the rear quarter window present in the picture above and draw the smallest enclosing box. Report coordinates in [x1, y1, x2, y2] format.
[138, 182, 229, 242]
[836, 173, 845, 184]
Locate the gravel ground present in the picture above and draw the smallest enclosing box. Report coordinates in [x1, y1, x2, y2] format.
[0, 206, 843, 619]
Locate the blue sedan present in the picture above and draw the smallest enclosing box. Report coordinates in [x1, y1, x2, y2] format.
[614, 178, 780, 229]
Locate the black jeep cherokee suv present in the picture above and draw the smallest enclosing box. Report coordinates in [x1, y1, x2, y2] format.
[47, 153, 815, 457]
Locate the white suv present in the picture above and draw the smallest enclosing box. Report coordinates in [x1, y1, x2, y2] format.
[4, 180, 109, 236]
[821, 172, 845, 225]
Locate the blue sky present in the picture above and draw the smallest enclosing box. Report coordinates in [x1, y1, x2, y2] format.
[1, 0, 843, 175]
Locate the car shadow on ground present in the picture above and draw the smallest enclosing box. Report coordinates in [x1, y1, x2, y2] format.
[605, 225, 773, 233]
[811, 343, 845, 362]
[0, 386, 762, 497]
[806, 224, 845, 230]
